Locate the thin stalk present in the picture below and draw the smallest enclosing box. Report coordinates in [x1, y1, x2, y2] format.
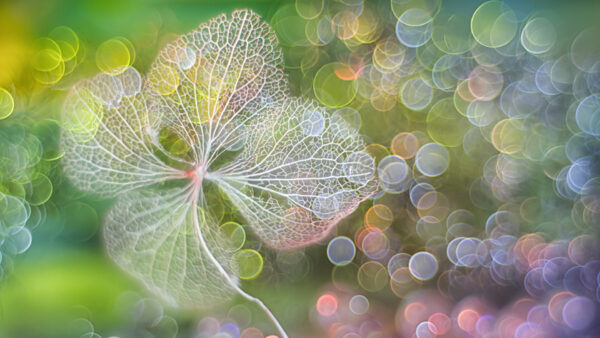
[190, 191, 288, 338]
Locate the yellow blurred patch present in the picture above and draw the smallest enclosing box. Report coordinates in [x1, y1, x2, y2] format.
[0, 4, 32, 86]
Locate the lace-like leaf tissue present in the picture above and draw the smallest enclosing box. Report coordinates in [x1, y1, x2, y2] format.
[61, 9, 376, 321]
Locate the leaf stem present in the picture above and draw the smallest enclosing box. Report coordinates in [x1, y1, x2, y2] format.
[236, 288, 289, 338]
[191, 194, 288, 338]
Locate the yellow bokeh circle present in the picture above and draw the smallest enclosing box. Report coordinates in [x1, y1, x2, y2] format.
[233, 249, 264, 280]
[0, 88, 15, 120]
[96, 38, 132, 75]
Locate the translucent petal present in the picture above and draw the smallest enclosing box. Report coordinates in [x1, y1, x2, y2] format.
[104, 186, 236, 308]
[213, 98, 377, 249]
[145, 9, 289, 164]
[61, 71, 183, 198]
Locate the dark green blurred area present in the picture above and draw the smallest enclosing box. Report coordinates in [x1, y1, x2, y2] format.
[1, 249, 134, 337]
